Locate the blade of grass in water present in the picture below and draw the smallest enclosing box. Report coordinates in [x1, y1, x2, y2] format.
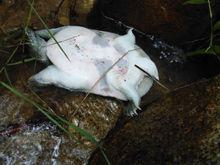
[24, 0, 34, 32]
[205, 0, 213, 52]
[26, 0, 71, 61]
[3, 68, 12, 86]
[7, 57, 36, 66]
[0, 46, 19, 74]
[100, 148, 111, 165]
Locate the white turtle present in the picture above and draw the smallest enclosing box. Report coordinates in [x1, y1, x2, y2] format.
[26, 26, 159, 116]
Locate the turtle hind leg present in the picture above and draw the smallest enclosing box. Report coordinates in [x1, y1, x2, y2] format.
[119, 83, 142, 116]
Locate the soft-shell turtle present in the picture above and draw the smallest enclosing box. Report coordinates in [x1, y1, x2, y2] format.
[26, 26, 159, 115]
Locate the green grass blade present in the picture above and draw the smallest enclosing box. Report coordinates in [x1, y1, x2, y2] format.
[24, 0, 34, 32]
[3, 68, 12, 86]
[99, 147, 111, 165]
[186, 48, 216, 56]
[0, 46, 19, 74]
[183, 0, 207, 5]
[7, 57, 36, 66]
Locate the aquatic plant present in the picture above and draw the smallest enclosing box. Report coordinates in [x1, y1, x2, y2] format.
[184, 0, 220, 56]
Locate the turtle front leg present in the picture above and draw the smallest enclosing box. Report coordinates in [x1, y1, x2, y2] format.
[29, 65, 91, 91]
[120, 82, 141, 108]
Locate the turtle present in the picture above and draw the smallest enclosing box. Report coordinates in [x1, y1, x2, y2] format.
[26, 26, 159, 116]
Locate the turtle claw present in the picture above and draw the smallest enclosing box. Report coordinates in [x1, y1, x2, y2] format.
[124, 102, 140, 116]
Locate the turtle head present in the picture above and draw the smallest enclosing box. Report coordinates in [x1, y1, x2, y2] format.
[25, 28, 48, 63]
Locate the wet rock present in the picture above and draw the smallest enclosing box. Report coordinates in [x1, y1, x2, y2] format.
[71, 0, 97, 25]
[92, 0, 219, 44]
[0, 0, 98, 31]
[0, 94, 34, 131]
[0, 123, 56, 164]
[0, 0, 62, 30]
[0, 91, 35, 131]
[0, 122, 112, 164]
[58, 0, 70, 25]
[0, 123, 66, 164]
[90, 75, 220, 164]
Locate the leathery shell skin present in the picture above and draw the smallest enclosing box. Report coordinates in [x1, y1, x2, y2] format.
[27, 26, 159, 115]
